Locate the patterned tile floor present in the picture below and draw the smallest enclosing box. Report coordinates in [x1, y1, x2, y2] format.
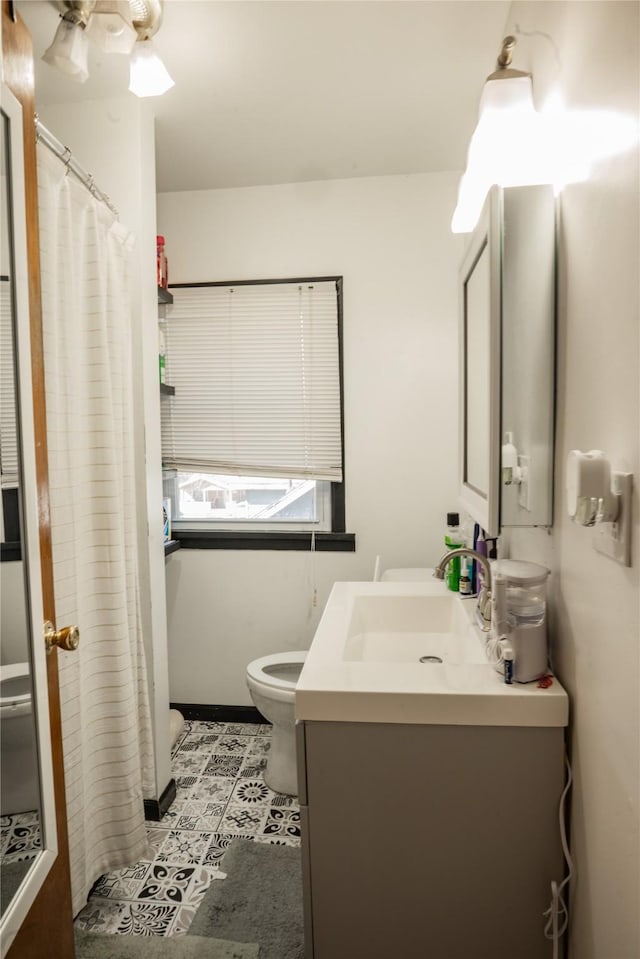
[1, 809, 42, 907]
[1, 809, 42, 864]
[74, 719, 300, 937]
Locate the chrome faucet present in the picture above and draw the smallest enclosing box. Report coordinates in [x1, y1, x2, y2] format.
[433, 548, 492, 631]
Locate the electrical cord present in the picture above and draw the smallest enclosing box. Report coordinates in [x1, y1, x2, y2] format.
[484, 632, 503, 664]
[543, 752, 574, 959]
[310, 530, 317, 608]
[484, 623, 573, 957]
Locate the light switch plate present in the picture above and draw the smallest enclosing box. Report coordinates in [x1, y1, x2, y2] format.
[593, 471, 633, 566]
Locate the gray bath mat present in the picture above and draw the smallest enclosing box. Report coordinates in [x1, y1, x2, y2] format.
[0, 859, 34, 913]
[189, 839, 304, 959]
[74, 929, 259, 959]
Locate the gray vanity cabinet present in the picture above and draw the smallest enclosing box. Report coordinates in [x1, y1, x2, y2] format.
[296, 719, 565, 959]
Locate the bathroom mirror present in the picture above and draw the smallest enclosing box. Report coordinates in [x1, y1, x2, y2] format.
[459, 194, 500, 535]
[0, 81, 58, 951]
[459, 184, 556, 536]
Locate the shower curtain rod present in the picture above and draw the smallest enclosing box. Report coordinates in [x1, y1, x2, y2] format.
[35, 116, 120, 219]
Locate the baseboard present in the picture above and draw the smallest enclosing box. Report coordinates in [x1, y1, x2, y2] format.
[170, 702, 268, 724]
[143, 778, 177, 822]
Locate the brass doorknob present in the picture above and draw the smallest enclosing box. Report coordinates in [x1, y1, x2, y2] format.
[44, 621, 80, 654]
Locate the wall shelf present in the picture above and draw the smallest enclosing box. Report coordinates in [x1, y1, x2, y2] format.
[158, 286, 173, 305]
[164, 539, 180, 557]
[160, 383, 175, 396]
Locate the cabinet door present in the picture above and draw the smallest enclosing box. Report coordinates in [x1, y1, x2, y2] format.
[301, 720, 564, 959]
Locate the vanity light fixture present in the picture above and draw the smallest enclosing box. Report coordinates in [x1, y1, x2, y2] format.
[566, 449, 633, 566]
[42, 0, 174, 97]
[452, 35, 639, 234]
[451, 36, 558, 233]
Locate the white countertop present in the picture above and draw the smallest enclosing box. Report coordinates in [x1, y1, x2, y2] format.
[295, 577, 569, 727]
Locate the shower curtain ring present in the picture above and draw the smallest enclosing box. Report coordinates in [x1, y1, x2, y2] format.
[63, 146, 72, 175]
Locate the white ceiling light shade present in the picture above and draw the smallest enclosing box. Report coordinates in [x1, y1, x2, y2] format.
[42, 15, 91, 83]
[128, 39, 174, 97]
[86, 1, 137, 54]
[128, 0, 174, 98]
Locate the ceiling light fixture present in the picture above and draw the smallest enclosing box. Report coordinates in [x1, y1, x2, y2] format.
[42, 0, 174, 97]
[128, 38, 174, 97]
[86, 0, 136, 54]
[43, 3, 95, 83]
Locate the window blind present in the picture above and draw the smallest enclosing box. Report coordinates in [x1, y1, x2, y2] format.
[161, 280, 343, 482]
[0, 278, 19, 485]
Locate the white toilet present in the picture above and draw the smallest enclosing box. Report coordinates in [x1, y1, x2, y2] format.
[0, 662, 40, 815]
[245, 651, 307, 796]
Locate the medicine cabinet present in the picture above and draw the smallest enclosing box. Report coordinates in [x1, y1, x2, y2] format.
[459, 185, 556, 536]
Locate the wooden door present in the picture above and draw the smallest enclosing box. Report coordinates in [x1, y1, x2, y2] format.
[2, 3, 75, 957]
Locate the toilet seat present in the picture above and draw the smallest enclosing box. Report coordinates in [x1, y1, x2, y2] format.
[246, 651, 307, 693]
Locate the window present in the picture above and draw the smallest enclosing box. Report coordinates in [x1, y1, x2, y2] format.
[161, 277, 352, 550]
[168, 473, 330, 524]
[1, 276, 20, 557]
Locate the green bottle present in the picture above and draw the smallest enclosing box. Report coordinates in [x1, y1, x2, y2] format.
[444, 512, 463, 591]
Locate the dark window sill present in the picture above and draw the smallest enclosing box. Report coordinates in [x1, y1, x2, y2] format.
[173, 530, 356, 552]
[164, 539, 181, 557]
[0, 541, 21, 562]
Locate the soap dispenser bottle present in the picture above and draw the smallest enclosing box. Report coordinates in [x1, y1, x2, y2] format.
[459, 514, 475, 596]
[444, 512, 463, 591]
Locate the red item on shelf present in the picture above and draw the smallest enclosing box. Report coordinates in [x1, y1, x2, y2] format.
[157, 235, 168, 289]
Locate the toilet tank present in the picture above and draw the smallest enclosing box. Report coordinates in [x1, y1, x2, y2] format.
[0, 560, 30, 666]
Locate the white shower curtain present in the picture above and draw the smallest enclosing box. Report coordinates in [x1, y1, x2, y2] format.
[37, 144, 155, 915]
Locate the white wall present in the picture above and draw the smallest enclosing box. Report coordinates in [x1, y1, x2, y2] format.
[0, 562, 29, 665]
[158, 172, 462, 705]
[35, 98, 173, 799]
[502, 3, 639, 958]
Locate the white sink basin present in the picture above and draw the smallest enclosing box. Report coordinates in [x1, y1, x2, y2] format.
[344, 593, 484, 664]
[295, 577, 568, 728]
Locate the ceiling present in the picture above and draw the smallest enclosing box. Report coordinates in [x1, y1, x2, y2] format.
[17, 1, 511, 194]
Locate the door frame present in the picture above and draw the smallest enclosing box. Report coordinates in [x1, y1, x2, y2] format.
[0, 75, 58, 954]
[2, 3, 75, 957]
